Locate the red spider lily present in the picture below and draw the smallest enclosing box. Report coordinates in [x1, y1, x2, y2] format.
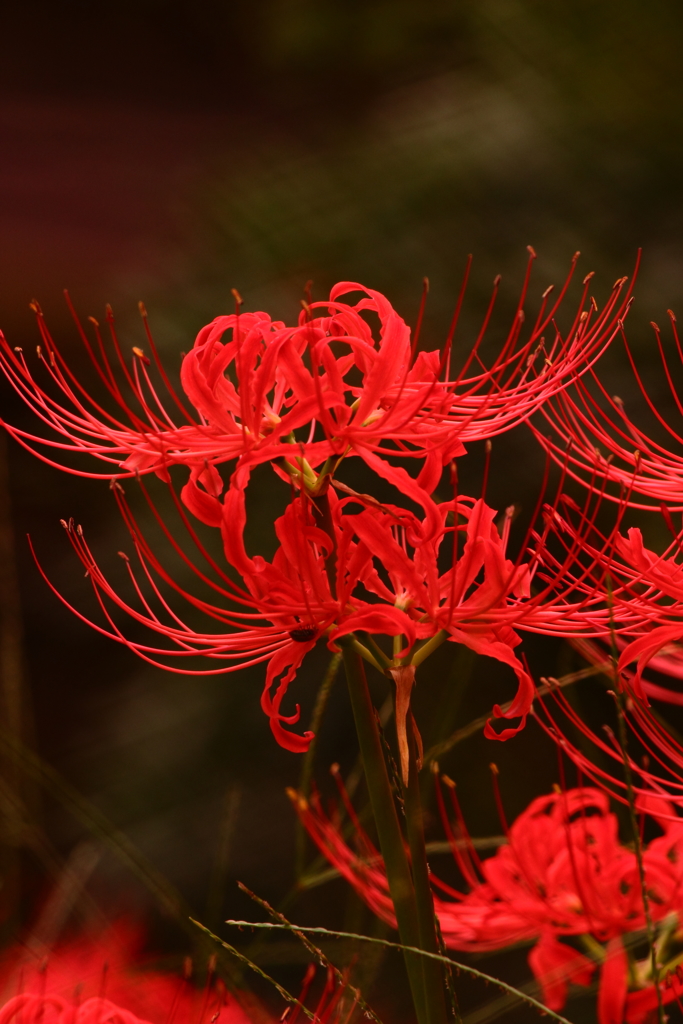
[529, 308, 683, 510]
[0, 924, 260, 1024]
[39, 454, 658, 759]
[256, 260, 628, 492]
[1, 261, 652, 768]
[527, 509, 683, 840]
[0, 256, 630, 512]
[291, 781, 683, 1023]
[542, 506, 683, 703]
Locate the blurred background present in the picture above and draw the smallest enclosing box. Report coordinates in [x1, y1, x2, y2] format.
[2, 2, 683, 1021]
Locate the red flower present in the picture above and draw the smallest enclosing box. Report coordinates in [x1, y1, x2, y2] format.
[44, 454, 654, 757]
[0, 258, 629, 512]
[292, 782, 683, 1022]
[528, 933, 595, 1014]
[1, 265, 653, 757]
[0, 924, 260, 1024]
[0, 925, 355, 1024]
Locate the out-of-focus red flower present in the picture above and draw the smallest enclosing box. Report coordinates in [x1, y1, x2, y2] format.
[0, 925, 262, 1024]
[292, 782, 683, 1023]
[0, 928, 361, 1024]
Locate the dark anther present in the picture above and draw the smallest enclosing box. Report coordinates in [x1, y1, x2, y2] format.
[289, 625, 317, 643]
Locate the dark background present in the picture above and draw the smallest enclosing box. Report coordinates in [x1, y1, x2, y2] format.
[1, 3, 683, 1022]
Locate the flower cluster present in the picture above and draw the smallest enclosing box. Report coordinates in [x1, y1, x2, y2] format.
[1, 264, 660, 766]
[10, 258, 683, 1024]
[292, 781, 683, 1023]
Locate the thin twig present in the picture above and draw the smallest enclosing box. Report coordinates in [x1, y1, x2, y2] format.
[238, 883, 384, 1024]
[297, 837, 506, 892]
[205, 784, 242, 929]
[216, 921, 574, 1024]
[610, 687, 664, 1023]
[190, 920, 317, 1021]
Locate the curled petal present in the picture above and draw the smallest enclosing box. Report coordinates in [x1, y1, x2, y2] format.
[261, 640, 317, 752]
[180, 464, 224, 527]
[331, 608, 418, 651]
[619, 625, 683, 703]
[446, 628, 534, 740]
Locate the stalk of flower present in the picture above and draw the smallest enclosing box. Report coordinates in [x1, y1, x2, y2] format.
[290, 776, 683, 1024]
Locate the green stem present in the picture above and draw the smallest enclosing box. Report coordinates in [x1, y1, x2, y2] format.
[295, 653, 341, 878]
[411, 630, 449, 667]
[364, 633, 393, 671]
[613, 688, 664, 1023]
[349, 637, 386, 673]
[404, 723, 452, 1024]
[340, 645, 428, 1024]
[311, 490, 337, 598]
[605, 576, 664, 1024]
